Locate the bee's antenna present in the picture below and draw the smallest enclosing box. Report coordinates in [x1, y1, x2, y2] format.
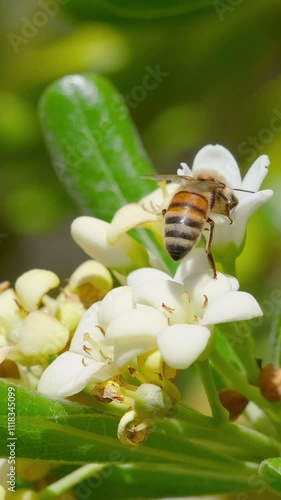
[233, 188, 255, 194]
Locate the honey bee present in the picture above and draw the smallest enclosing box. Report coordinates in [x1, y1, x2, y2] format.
[142, 172, 242, 279]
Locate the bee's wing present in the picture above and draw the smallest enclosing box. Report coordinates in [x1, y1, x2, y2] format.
[141, 174, 194, 184]
[141, 174, 220, 191]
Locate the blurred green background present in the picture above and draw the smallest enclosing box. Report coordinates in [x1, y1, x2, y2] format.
[1, 0, 281, 356]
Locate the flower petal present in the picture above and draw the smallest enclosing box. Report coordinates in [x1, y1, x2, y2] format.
[214, 189, 273, 247]
[184, 271, 233, 314]
[133, 279, 186, 324]
[106, 306, 167, 366]
[200, 291, 262, 325]
[177, 162, 193, 176]
[15, 269, 60, 312]
[108, 204, 158, 244]
[0, 289, 23, 341]
[70, 302, 103, 355]
[106, 306, 167, 340]
[68, 260, 113, 299]
[157, 324, 211, 369]
[37, 351, 116, 398]
[174, 248, 209, 283]
[71, 216, 131, 267]
[113, 337, 158, 367]
[71, 216, 149, 271]
[0, 345, 15, 364]
[97, 286, 134, 329]
[242, 155, 270, 192]
[192, 144, 242, 188]
[127, 268, 172, 288]
[56, 298, 86, 334]
[17, 311, 69, 357]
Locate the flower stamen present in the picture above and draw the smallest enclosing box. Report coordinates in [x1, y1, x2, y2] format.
[162, 303, 175, 314]
[202, 295, 208, 309]
[95, 325, 106, 335]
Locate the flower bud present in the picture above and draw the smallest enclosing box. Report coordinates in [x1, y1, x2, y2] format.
[92, 376, 127, 404]
[117, 410, 150, 446]
[133, 383, 174, 420]
[259, 364, 281, 402]
[219, 389, 248, 421]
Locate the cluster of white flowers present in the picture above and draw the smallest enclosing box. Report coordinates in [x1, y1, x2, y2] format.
[0, 145, 273, 438]
[0, 261, 112, 386]
[38, 248, 262, 398]
[37, 145, 271, 404]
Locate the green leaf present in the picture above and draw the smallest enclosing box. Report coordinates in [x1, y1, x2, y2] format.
[70, 463, 251, 499]
[0, 381, 241, 469]
[1, 380, 255, 499]
[259, 458, 281, 496]
[63, 0, 214, 21]
[39, 73, 156, 222]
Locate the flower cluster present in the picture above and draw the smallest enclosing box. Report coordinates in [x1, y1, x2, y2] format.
[71, 144, 273, 276]
[0, 144, 273, 445]
[38, 249, 262, 395]
[0, 261, 112, 387]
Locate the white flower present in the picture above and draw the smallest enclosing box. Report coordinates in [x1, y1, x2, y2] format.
[123, 262, 262, 369]
[178, 144, 273, 249]
[44, 259, 113, 333]
[37, 301, 119, 398]
[71, 216, 150, 275]
[0, 270, 69, 367]
[38, 251, 262, 398]
[106, 144, 273, 265]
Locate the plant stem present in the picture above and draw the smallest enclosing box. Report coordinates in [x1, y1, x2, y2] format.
[222, 322, 260, 384]
[268, 302, 281, 365]
[196, 359, 229, 424]
[211, 348, 281, 434]
[38, 463, 107, 499]
[166, 409, 281, 458]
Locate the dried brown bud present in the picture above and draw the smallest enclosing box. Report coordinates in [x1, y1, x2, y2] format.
[259, 363, 281, 402]
[92, 376, 125, 404]
[0, 359, 20, 379]
[219, 389, 248, 421]
[117, 410, 151, 446]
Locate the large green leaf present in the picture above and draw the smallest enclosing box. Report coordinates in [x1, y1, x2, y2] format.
[39, 74, 156, 222]
[0, 380, 254, 497]
[0, 381, 241, 468]
[71, 463, 251, 499]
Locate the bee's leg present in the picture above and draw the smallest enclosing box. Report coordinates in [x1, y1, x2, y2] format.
[217, 192, 234, 224]
[206, 217, 217, 279]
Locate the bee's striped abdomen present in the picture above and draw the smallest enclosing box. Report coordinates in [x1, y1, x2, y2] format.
[164, 191, 208, 260]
